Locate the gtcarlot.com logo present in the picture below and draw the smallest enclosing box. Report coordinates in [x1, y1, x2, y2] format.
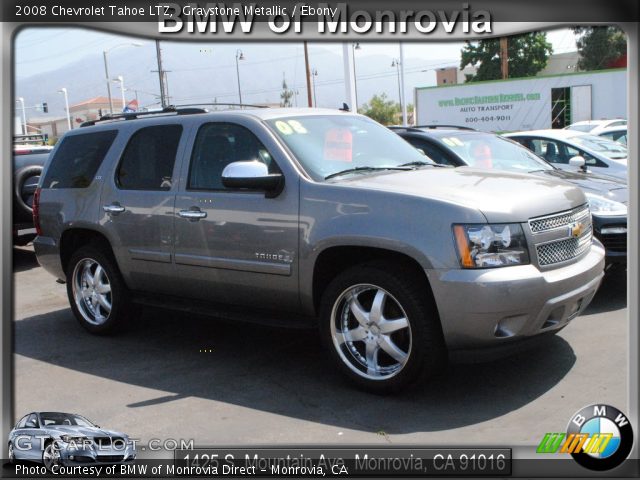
[537, 404, 633, 471]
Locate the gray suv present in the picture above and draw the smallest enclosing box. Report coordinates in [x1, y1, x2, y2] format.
[34, 107, 605, 392]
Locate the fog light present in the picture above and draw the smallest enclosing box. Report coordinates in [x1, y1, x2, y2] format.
[69, 455, 75, 461]
[600, 226, 627, 235]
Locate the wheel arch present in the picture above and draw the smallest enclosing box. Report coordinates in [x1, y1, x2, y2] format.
[59, 227, 118, 276]
[310, 244, 437, 317]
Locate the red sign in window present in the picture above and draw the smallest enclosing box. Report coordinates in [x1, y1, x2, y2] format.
[324, 128, 353, 162]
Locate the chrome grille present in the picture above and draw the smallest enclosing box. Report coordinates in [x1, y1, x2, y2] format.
[529, 205, 590, 233]
[530, 204, 592, 266]
[536, 230, 592, 266]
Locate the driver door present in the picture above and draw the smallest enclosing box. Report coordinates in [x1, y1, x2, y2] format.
[172, 120, 300, 311]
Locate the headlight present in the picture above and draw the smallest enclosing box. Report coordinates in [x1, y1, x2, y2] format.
[585, 193, 627, 216]
[453, 223, 530, 268]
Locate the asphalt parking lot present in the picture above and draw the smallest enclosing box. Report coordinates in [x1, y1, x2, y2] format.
[12, 245, 628, 454]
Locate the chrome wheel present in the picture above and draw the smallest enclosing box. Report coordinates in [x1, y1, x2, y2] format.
[330, 284, 412, 380]
[8, 443, 15, 463]
[72, 258, 112, 325]
[42, 442, 60, 470]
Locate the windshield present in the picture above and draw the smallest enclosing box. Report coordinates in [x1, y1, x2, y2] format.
[266, 115, 433, 181]
[569, 134, 627, 160]
[439, 133, 553, 172]
[40, 412, 95, 427]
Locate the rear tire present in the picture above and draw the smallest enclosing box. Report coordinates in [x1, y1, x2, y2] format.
[66, 244, 131, 334]
[319, 261, 446, 393]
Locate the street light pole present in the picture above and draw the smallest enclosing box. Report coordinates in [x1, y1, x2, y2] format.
[391, 59, 402, 118]
[17, 97, 27, 134]
[235, 49, 244, 105]
[114, 75, 126, 111]
[311, 69, 318, 107]
[58, 88, 71, 131]
[103, 42, 142, 114]
[351, 43, 361, 112]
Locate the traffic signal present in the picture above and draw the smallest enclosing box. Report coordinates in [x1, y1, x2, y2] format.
[42, 102, 48, 113]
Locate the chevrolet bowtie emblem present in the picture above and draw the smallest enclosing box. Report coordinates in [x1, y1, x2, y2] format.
[570, 221, 584, 238]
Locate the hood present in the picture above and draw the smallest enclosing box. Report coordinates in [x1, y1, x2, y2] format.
[47, 425, 126, 438]
[537, 169, 628, 204]
[339, 166, 586, 223]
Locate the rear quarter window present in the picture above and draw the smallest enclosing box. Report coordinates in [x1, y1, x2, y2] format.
[42, 130, 117, 189]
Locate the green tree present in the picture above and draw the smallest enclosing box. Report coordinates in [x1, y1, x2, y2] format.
[573, 26, 626, 71]
[460, 32, 553, 82]
[361, 93, 400, 125]
[280, 75, 294, 107]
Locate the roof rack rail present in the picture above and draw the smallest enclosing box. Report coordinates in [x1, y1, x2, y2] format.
[413, 124, 476, 131]
[80, 102, 270, 127]
[80, 105, 207, 127]
[172, 102, 270, 109]
[389, 125, 476, 132]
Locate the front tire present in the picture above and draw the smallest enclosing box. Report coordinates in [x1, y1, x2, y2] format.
[8, 442, 15, 464]
[319, 262, 446, 393]
[66, 245, 131, 334]
[42, 442, 60, 471]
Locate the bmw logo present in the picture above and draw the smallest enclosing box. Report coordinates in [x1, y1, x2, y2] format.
[566, 404, 634, 471]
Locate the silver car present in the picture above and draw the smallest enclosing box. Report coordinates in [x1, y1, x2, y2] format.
[8, 412, 135, 469]
[505, 129, 627, 181]
[34, 107, 605, 392]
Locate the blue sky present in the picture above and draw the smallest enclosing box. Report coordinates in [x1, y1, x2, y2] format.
[15, 27, 578, 80]
[14, 27, 578, 117]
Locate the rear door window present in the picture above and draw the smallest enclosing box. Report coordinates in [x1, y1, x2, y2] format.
[116, 125, 183, 190]
[41, 130, 117, 189]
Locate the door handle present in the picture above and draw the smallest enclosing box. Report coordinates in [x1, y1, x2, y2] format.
[103, 203, 125, 214]
[179, 209, 207, 220]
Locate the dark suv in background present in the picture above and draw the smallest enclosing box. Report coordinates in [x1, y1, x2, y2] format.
[33, 107, 604, 392]
[393, 126, 627, 267]
[13, 135, 51, 245]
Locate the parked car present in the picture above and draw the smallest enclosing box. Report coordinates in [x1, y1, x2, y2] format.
[13, 150, 49, 245]
[597, 126, 627, 146]
[8, 411, 135, 470]
[566, 119, 627, 134]
[393, 126, 627, 266]
[504, 129, 627, 181]
[33, 107, 604, 392]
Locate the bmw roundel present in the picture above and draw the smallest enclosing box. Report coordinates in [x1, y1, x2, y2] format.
[566, 404, 634, 471]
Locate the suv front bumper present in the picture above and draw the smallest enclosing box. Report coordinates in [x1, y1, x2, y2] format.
[426, 242, 605, 353]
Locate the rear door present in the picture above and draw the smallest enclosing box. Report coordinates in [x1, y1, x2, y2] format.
[100, 123, 188, 294]
[172, 119, 300, 311]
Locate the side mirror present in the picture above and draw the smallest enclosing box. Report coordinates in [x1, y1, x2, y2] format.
[221, 161, 284, 197]
[569, 155, 586, 171]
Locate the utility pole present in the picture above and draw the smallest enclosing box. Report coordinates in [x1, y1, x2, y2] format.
[303, 41, 313, 107]
[399, 43, 407, 126]
[155, 40, 167, 108]
[500, 37, 509, 79]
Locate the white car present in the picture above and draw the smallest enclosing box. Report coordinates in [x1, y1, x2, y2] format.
[566, 119, 627, 134]
[598, 126, 627, 146]
[504, 129, 627, 181]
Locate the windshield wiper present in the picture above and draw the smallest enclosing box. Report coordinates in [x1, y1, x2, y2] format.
[398, 160, 444, 168]
[324, 166, 408, 180]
